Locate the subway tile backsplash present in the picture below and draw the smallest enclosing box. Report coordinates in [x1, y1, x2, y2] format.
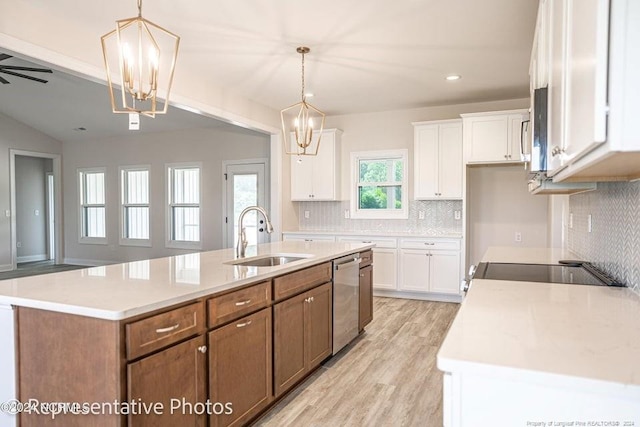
[568, 181, 640, 295]
[297, 200, 463, 235]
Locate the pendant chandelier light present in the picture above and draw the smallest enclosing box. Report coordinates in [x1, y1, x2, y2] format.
[101, 0, 180, 120]
[281, 47, 326, 156]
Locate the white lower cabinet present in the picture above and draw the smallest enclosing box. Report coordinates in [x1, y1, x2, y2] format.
[283, 233, 462, 299]
[399, 239, 461, 295]
[336, 236, 398, 291]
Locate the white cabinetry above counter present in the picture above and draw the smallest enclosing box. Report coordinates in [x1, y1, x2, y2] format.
[290, 129, 342, 201]
[533, 0, 640, 182]
[413, 120, 463, 200]
[462, 109, 529, 164]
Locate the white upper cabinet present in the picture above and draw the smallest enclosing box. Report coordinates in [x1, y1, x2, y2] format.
[413, 119, 463, 200]
[290, 129, 342, 201]
[461, 110, 529, 164]
[538, 0, 640, 181]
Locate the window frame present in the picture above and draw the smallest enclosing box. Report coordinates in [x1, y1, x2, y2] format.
[119, 165, 152, 247]
[165, 162, 203, 250]
[350, 149, 408, 219]
[77, 167, 108, 245]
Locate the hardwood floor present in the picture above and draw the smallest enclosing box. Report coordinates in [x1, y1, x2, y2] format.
[254, 297, 460, 427]
[0, 261, 85, 280]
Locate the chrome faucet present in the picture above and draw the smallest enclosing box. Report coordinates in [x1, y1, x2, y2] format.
[236, 206, 274, 258]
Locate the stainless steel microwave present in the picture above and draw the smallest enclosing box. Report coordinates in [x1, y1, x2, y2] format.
[530, 87, 548, 173]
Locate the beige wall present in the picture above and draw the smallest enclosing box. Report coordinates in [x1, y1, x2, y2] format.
[467, 165, 549, 266]
[281, 98, 530, 231]
[62, 126, 269, 264]
[0, 113, 62, 271]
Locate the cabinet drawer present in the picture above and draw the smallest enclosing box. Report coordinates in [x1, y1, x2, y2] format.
[208, 281, 271, 328]
[400, 239, 460, 251]
[273, 262, 332, 301]
[126, 302, 205, 360]
[360, 250, 373, 268]
[337, 236, 397, 249]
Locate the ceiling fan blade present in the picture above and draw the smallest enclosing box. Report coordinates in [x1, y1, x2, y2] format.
[0, 69, 49, 84]
[0, 54, 12, 62]
[0, 66, 53, 74]
[0, 75, 9, 84]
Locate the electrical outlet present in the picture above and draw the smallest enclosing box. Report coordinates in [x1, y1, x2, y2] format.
[515, 232, 522, 242]
[34, 209, 40, 216]
[344, 209, 350, 219]
[16, 242, 21, 248]
[4, 210, 9, 218]
[569, 213, 574, 229]
[304, 210, 310, 219]
[588, 214, 592, 233]
[454, 210, 461, 220]
[418, 211, 425, 220]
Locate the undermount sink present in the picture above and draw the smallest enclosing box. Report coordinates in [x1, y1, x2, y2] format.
[226, 254, 311, 267]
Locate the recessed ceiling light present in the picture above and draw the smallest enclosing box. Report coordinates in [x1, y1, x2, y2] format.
[73, 127, 87, 131]
[446, 74, 462, 81]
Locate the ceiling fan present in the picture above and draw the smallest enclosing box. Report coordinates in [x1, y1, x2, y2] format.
[0, 53, 53, 84]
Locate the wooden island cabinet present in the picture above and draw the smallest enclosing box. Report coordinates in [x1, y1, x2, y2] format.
[14, 249, 374, 427]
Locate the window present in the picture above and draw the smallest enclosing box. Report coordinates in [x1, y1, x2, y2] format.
[78, 168, 107, 243]
[120, 166, 150, 246]
[167, 163, 201, 249]
[350, 150, 408, 219]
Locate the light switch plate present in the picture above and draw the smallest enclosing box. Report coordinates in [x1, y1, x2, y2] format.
[454, 210, 461, 220]
[418, 211, 425, 220]
[4, 210, 9, 218]
[344, 209, 350, 219]
[304, 210, 310, 219]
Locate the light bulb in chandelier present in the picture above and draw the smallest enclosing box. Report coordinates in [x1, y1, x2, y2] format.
[281, 46, 326, 156]
[101, 0, 180, 119]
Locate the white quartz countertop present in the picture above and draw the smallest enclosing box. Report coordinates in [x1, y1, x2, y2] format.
[0, 241, 373, 321]
[283, 230, 463, 239]
[437, 247, 640, 390]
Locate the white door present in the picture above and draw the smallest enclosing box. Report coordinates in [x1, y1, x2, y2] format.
[399, 249, 430, 292]
[429, 251, 461, 294]
[371, 248, 398, 291]
[224, 162, 268, 249]
[438, 123, 463, 198]
[414, 125, 439, 199]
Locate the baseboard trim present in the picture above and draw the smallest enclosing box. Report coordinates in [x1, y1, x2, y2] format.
[17, 254, 48, 264]
[0, 264, 13, 273]
[373, 289, 462, 303]
[63, 258, 112, 267]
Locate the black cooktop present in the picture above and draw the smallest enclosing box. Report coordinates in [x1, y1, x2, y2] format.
[474, 262, 624, 287]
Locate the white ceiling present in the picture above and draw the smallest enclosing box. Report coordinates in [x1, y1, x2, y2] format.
[0, 0, 538, 141]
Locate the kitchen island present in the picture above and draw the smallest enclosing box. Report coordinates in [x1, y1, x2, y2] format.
[437, 247, 640, 426]
[0, 240, 374, 427]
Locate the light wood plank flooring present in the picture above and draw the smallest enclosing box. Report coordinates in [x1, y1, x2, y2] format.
[255, 297, 460, 427]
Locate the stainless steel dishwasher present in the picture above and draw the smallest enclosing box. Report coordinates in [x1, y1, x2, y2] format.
[332, 254, 361, 354]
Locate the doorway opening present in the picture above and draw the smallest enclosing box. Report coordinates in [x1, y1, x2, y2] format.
[223, 160, 268, 249]
[9, 150, 62, 271]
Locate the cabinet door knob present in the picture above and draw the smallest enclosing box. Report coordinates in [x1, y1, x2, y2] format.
[197, 345, 207, 354]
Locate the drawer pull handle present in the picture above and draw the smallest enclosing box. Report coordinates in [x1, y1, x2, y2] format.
[236, 320, 252, 328]
[304, 297, 315, 303]
[424, 243, 435, 246]
[198, 345, 207, 354]
[362, 241, 372, 243]
[235, 299, 252, 306]
[155, 323, 180, 334]
[360, 273, 365, 277]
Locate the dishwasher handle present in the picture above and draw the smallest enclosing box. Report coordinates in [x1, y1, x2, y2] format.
[334, 257, 362, 270]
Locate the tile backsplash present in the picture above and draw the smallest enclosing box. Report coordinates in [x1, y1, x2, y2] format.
[568, 181, 640, 294]
[297, 200, 463, 235]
